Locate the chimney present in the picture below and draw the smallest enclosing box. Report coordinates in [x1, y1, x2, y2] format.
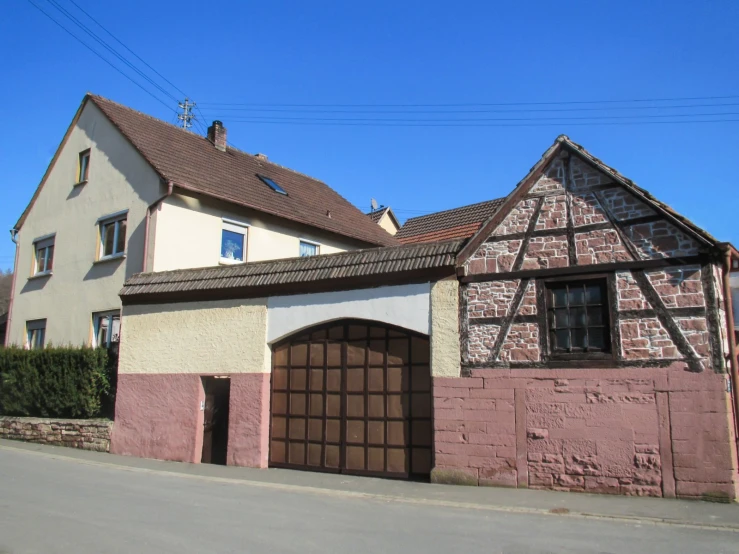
[207, 120, 227, 152]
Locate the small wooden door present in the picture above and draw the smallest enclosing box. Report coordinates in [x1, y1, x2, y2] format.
[201, 377, 231, 465]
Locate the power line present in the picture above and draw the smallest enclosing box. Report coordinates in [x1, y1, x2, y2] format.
[220, 111, 739, 124]
[65, 0, 188, 99]
[197, 94, 739, 108]
[197, 102, 739, 115]
[218, 118, 739, 128]
[25, 0, 177, 114]
[44, 0, 178, 103]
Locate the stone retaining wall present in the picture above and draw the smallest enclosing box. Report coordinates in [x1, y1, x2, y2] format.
[0, 416, 112, 452]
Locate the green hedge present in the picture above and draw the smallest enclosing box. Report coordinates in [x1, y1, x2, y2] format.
[0, 346, 116, 419]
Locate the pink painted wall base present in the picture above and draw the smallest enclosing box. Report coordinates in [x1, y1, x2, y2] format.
[432, 368, 739, 501]
[111, 373, 270, 468]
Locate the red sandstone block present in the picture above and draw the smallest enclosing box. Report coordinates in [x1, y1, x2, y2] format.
[462, 399, 498, 411]
[434, 397, 465, 410]
[671, 439, 733, 460]
[434, 453, 469, 467]
[584, 476, 621, 494]
[495, 400, 515, 412]
[468, 456, 512, 470]
[550, 427, 634, 441]
[666, 372, 726, 392]
[433, 420, 487, 433]
[669, 391, 729, 413]
[433, 387, 471, 398]
[496, 446, 516, 458]
[463, 409, 513, 423]
[528, 438, 566, 455]
[436, 443, 472, 456]
[434, 377, 483, 389]
[468, 433, 516, 446]
[470, 388, 515, 399]
[434, 431, 466, 444]
[671, 452, 699, 469]
[529, 472, 554, 487]
[479, 468, 518, 488]
[434, 408, 464, 421]
[675, 481, 737, 500]
[674, 467, 735, 483]
[670, 413, 732, 441]
[483, 377, 527, 389]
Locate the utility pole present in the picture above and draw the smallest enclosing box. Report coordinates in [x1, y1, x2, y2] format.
[177, 98, 196, 129]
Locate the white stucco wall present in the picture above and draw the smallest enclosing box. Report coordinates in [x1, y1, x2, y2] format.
[377, 212, 399, 235]
[120, 298, 270, 374]
[267, 283, 432, 343]
[430, 278, 462, 377]
[151, 193, 366, 272]
[8, 101, 163, 346]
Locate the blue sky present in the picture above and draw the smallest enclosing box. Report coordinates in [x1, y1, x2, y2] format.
[1, 0, 738, 270]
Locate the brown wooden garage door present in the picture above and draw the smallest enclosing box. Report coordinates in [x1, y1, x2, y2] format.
[269, 320, 432, 479]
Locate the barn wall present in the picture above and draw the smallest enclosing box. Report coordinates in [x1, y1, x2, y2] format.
[437, 150, 739, 499]
[431, 369, 738, 500]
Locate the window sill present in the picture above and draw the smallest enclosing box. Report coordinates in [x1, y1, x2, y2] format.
[28, 272, 52, 281]
[94, 253, 126, 265]
[73, 180, 88, 188]
[219, 258, 245, 266]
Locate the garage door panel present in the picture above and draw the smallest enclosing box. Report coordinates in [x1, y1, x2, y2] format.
[270, 321, 431, 479]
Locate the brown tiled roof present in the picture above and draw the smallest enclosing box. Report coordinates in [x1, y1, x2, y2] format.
[120, 240, 462, 302]
[396, 199, 505, 244]
[16, 94, 397, 247]
[367, 207, 390, 223]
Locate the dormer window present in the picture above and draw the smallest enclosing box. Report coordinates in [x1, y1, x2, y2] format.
[77, 149, 91, 184]
[257, 174, 287, 195]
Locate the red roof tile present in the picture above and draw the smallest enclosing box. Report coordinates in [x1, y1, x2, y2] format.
[396, 199, 505, 244]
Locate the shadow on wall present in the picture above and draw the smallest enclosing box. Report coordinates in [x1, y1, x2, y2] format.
[74, 104, 167, 282]
[19, 274, 51, 295]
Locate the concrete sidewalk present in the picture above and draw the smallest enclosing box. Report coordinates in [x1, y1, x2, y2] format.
[1, 439, 737, 531]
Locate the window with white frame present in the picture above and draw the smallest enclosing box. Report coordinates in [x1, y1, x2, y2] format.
[93, 311, 121, 348]
[33, 235, 55, 276]
[26, 319, 46, 349]
[220, 219, 248, 263]
[299, 240, 319, 257]
[99, 213, 127, 259]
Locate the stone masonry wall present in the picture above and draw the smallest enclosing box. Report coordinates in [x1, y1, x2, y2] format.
[431, 370, 739, 501]
[0, 416, 112, 452]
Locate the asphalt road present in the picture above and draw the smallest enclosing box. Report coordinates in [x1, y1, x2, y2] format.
[0, 446, 737, 554]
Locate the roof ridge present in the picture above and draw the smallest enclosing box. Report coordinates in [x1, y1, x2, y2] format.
[88, 93, 204, 140]
[403, 198, 505, 223]
[131, 238, 464, 282]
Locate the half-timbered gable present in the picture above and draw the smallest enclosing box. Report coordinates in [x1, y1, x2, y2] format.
[458, 137, 723, 374]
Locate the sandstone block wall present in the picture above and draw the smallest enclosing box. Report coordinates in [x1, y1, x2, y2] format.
[0, 416, 112, 452]
[431, 370, 738, 501]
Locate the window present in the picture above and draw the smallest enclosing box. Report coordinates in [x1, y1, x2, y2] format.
[78, 149, 90, 183]
[257, 174, 288, 195]
[94, 311, 120, 348]
[299, 240, 319, 257]
[99, 213, 127, 259]
[26, 319, 46, 349]
[220, 220, 248, 263]
[546, 279, 610, 356]
[33, 235, 55, 275]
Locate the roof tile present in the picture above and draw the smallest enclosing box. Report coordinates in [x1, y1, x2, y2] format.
[88, 95, 398, 247]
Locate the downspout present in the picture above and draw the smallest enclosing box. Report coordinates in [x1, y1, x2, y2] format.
[720, 244, 739, 446]
[142, 180, 174, 273]
[4, 229, 20, 346]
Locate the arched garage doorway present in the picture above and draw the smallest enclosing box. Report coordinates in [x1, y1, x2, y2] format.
[269, 320, 432, 479]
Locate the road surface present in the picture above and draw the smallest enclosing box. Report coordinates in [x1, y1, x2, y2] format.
[0, 445, 737, 553]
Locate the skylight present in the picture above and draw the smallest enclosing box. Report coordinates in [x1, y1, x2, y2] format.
[257, 174, 287, 195]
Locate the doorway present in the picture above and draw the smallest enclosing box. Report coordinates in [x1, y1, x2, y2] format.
[201, 377, 231, 465]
